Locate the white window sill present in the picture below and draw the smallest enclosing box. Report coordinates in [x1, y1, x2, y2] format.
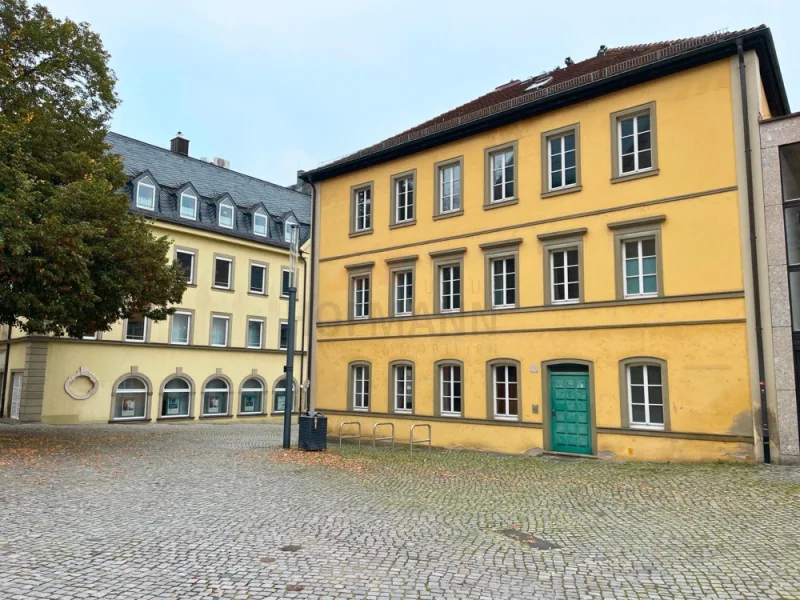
[136, 204, 155, 211]
[124, 339, 145, 343]
[552, 299, 580, 306]
[113, 416, 147, 422]
[440, 412, 461, 418]
[246, 345, 263, 350]
[353, 316, 369, 321]
[353, 407, 369, 412]
[213, 285, 232, 291]
[180, 215, 197, 221]
[494, 415, 519, 421]
[170, 341, 190, 346]
[159, 414, 190, 419]
[210, 343, 228, 348]
[624, 293, 658, 300]
[439, 308, 461, 314]
[395, 312, 412, 317]
[629, 424, 665, 431]
[492, 305, 516, 310]
[395, 409, 413, 414]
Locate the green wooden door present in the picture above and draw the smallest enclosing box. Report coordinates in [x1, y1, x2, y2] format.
[549, 371, 592, 454]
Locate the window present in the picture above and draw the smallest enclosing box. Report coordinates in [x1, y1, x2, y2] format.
[626, 364, 664, 429]
[353, 276, 370, 320]
[394, 270, 413, 316]
[623, 238, 657, 298]
[180, 192, 197, 220]
[161, 378, 191, 418]
[203, 378, 229, 416]
[610, 216, 664, 300]
[175, 249, 195, 285]
[82, 332, 98, 340]
[170, 311, 191, 345]
[485, 142, 517, 206]
[218, 199, 234, 229]
[351, 184, 372, 234]
[273, 377, 292, 413]
[253, 209, 268, 237]
[440, 265, 461, 313]
[279, 321, 289, 350]
[491, 363, 519, 419]
[392, 363, 413, 413]
[284, 218, 298, 243]
[114, 377, 148, 420]
[125, 315, 147, 343]
[550, 248, 580, 304]
[391, 171, 415, 226]
[247, 318, 264, 349]
[491, 257, 516, 309]
[780, 143, 800, 330]
[250, 263, 267, 295]
[611, 103, 658, 180]
[281, 268, 292, 297]
[438, 363, 462, 416]
[136, 178, 156, 210]
[437, 160, 462, 216]
[240, 378, 264, 414]
[350, 363, 370, 411]
[210, 315, 230, 347]
[214, 256, 233, 290]
[548, 131, 577, 191]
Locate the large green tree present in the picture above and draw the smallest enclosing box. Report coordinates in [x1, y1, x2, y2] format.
[0, 0, 185, 337]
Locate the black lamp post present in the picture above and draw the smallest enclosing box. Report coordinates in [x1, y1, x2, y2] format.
[282, 226, 299, 449]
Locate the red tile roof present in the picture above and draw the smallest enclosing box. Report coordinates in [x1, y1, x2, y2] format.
[318, 26, 765, 171]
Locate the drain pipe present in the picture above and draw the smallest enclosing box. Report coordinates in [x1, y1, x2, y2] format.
[298, 249, 308, 412]
[738, 39, 770, 463]
[0, 326, 11, 416]
[303, 176, 318, 413]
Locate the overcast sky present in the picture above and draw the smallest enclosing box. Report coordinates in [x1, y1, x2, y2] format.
[40, 0, 800, 187]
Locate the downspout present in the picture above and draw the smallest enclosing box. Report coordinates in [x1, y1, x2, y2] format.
[298, 249, 308, 412]
[738, 39, 771, 463]
[304, 177, 317, 413]
[0, 326, 11, 416]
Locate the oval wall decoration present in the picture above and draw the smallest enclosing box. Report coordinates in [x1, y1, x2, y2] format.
[64, 367, 99, 400]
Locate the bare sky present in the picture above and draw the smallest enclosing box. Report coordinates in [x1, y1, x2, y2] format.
[40, 0, 800, 186]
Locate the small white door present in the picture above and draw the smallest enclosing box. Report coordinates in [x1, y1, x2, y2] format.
[10, 372, 22, 420]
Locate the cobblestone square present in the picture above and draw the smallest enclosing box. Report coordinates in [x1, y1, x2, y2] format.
[1, 423, 799, 599]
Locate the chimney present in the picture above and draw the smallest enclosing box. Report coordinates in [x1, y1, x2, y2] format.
[170, 132, 189, 156]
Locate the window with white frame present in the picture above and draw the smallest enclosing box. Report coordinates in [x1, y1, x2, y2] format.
[627, 364, 664, 428]
[352, 364, 370, 411]
[493, 364, 518, 418]
[284, 218, 298, 243]
[214, 257, 232, 289]
[170, 311, 191, 345]
[273, 378, 290, 413]
[623, 238, 657, 298]
[250, 263, 266, 294]
[253, 209, 268, 237]
[210, 315, 229, 347]
[393, 364, 413, 412]
[247, 318, 264, 349]
[180, 192, 197, 220]
[618, 111, 653, 175]
[125, 314, 147, 342]
[440, 364, 462, 416]
[394, 270, 413, 316]
[439, 163, 461, 214]
[136, 178, 156, 210]
[440, 264, 461, 313]
[354, 187, 372, 232]
[548, 132, 577, 191]
[114, 377, 148, 420]
[395, 176, 414, 223]
[281, 268, 292, 297]
[550, 248, 580, 304]
[176, 250, 195, 284]
[491, 257, 516, 308]
[161, 378, 191, 418]
[203, 378, 229, 416]
[353, 276, 370, 319]
[240, 378, 264, 414]
[279, 321, 289, 350]
[489, 148, 515, 202]
[218, 199, 234, 229]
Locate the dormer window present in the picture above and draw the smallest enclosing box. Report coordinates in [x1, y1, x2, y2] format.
[218, 199, 234, 229]
[136, 178, 156, 211]
[180, 192, 197, 220]
[253, 209, 268, 237]
[284, 218, 298, 244]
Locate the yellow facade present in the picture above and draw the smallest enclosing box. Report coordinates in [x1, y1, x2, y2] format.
[310, 57, 770, 461]
[3, 222, 309, 424]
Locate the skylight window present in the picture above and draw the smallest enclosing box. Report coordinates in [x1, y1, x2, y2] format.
[218, 199, 234, 229]
[253, 209, 268, 237]
[525, 75, 553, 91]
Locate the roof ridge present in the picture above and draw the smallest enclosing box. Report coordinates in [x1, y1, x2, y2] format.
[106, 131, 310, 199]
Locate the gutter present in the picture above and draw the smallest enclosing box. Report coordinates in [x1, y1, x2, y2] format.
[303, 180, 318, 412]
[738, 39, 771, 463]
[0, 326, 10, 416]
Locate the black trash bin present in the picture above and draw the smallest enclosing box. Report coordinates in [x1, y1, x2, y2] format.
[298, 411, 327, 451]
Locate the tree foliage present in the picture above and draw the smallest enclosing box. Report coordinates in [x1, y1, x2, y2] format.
[0, 0, 185, 336]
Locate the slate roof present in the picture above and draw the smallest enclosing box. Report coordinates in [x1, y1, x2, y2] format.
[304, 26, 786, 180]
[107, 132, 311, 249]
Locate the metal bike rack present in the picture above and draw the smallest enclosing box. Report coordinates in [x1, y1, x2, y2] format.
[372, 422, 395, 449]
[338, 421, 362, 448]
[409, 424, 432, 456]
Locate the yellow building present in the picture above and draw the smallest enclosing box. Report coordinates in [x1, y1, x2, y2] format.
[301, 27, 799, 462]
[1, 133, 310, 425]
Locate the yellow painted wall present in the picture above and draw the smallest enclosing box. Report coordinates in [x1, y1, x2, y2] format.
[312, 58, 757, 461]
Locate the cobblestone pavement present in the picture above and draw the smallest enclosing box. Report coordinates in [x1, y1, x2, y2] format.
[1, 424, 800, 600]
